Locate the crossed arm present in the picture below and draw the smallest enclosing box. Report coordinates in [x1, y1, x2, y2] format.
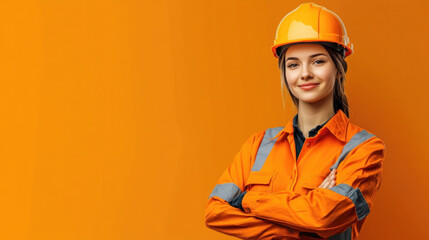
[204, 134, 385, 239]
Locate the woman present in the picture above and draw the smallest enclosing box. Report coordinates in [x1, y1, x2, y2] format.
[205, 3, 385, 240]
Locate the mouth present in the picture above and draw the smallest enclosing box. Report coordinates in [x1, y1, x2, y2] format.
[298, 83, 320, 87]
[298, 83, 320, 90]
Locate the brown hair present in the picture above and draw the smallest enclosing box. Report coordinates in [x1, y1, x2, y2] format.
[277, 42, 350, 118]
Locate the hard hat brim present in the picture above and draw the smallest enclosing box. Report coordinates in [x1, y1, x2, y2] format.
[272, 40, 353, 59]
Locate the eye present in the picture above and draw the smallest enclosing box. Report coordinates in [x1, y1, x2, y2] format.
[314, 59, 325, 64]
[287, 63, 298, 68]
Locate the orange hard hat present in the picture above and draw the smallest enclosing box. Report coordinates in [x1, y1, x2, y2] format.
[272, 2, 353, 58]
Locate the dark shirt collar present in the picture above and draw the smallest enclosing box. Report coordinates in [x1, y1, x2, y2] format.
[269, 109, 350, 142]
[292, 114, 332, 138]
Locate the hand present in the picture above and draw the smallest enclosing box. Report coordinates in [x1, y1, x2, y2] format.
[318, 169, 336, 189]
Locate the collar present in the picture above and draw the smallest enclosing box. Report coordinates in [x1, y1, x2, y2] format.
[292, 113, 331, 137]
[269, 109, 349, 142]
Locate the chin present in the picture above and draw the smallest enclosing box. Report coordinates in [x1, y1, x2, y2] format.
[295, 89, 333, 104]
[297, 95, 323, 104]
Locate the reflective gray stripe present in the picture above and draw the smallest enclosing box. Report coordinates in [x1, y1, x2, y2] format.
[329, 183, 370, 221]
[330, 130, 375, 171]
[208, 183, 242, 201]
[329, 226, 352, 240]
[208, 127, 283, 201]
[251, 127, 284, 172]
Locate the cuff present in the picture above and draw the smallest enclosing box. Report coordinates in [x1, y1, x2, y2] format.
[241, 191, 261, 214]
[228, 191, 247, 211]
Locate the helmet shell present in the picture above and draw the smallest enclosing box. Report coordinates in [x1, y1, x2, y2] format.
[272, 3, 353, 58]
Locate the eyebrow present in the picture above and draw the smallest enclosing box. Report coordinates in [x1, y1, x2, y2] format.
[285, 53, 328, 61]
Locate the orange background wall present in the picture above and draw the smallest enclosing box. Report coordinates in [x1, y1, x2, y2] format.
[0, 0, 427, 239]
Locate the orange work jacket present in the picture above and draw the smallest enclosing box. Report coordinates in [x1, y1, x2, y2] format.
[204, 109, 386, 240]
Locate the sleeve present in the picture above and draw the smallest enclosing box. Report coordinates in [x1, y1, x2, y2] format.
[241, 136, 386, 239]
[204, 132, 299, 240]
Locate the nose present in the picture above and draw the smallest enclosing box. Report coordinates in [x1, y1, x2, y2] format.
[301, 64, 313, 80]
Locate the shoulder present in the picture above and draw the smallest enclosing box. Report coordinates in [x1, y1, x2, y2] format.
[240, 127, 283, 153]
[346, 122, 386, 156]
[242, 129, 268, 147]
[248, 127, 284, 142]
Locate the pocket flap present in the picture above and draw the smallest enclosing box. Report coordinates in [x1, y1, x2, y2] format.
[245, 171, 273, 185]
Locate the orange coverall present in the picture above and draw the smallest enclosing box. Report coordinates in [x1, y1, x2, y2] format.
[204, 109, 386, 239]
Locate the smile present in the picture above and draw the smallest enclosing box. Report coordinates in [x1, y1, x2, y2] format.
[299, 83, 320, 90]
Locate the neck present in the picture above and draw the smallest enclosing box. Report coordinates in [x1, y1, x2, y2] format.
[297, 93, 335, 138]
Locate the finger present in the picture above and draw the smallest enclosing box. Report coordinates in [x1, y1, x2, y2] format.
[320, 170, 336, 188]
[323, 180, 330, 188]
[326, 174, 336, 188]
[330, 170, 336, 179]
[322, 177, 333, 188]
[327, 172, 334, 181]
[322, 171, 335, 188]
[319, 176, 329, 188]
[319, 179, 327, 188]
[329, 179, 336, 188]
[324, 179, 335, 189]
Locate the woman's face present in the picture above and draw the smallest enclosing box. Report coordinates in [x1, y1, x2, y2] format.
[284, 43, 337, 104]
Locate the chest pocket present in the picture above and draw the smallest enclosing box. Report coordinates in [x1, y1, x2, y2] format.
[244, 170, 277, 192]
[244, 127, 283, 193]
